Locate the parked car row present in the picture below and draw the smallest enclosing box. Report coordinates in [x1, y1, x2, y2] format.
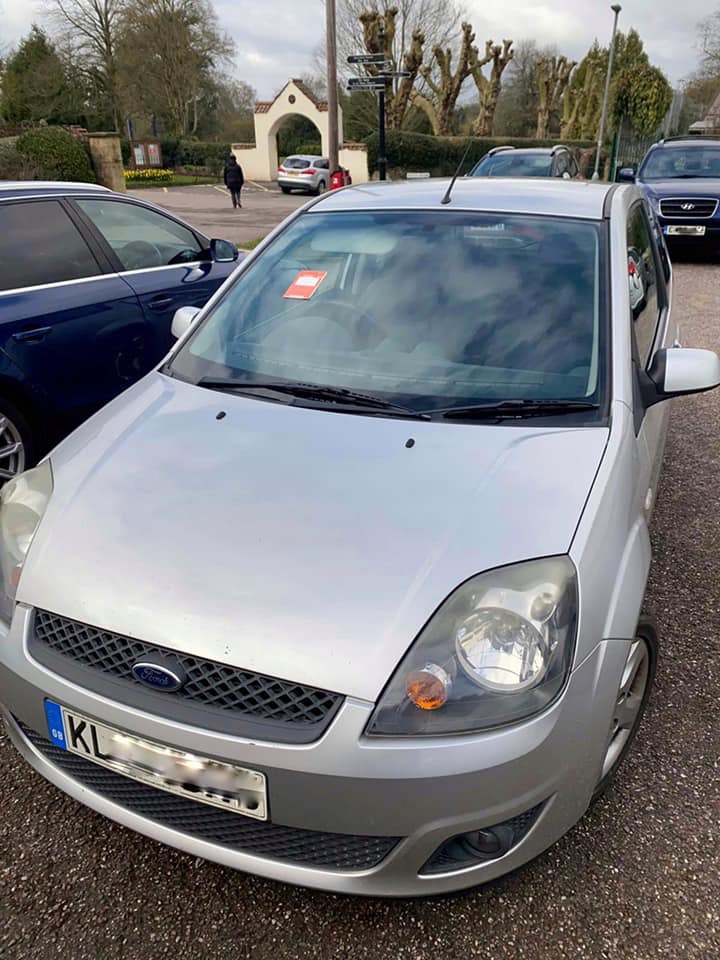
[0, 181, 242, 478]
[0, 166, 719, 899]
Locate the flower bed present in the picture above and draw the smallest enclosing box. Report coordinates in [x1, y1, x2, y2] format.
[123, 168, 173, 184]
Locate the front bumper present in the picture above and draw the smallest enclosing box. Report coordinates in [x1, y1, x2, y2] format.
[0, 604, 630, 896]
[657, 218, 720, 244]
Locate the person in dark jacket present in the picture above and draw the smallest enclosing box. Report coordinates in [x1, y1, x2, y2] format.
[223, 155, 244, 208]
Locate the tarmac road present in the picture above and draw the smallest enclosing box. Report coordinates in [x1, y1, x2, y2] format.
[1, 252, 719, 960]
[127, 181, 308, 246]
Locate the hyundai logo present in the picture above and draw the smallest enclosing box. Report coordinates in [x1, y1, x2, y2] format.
[680, 203, 696, 211]
[132, 661, 186, 692]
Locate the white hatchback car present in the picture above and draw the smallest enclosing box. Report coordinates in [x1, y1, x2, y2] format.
[1, 179, 719, 897]
[277, 155, 330, 195]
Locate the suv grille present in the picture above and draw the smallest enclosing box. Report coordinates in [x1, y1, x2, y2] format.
[17, 721, 400, 871]
[660, 198, 718, 218]
[31, 610, 343, 742]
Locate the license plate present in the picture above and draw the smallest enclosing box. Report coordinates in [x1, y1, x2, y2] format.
[664, 225, 706, 237]
[44, 700, 267, 819]
[286, 171, 300, 177]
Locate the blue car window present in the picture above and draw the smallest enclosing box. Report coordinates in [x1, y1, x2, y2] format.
[0, 200, 101, 292]
[77, 199, 203, 271]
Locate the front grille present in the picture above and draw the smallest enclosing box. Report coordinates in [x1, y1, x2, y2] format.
[18, 721, 400, 871]
[30, 610, 343, 743]
[660, 197, 718, 218]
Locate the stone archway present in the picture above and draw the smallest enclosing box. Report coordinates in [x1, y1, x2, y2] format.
[267, 110, 326, 175]
[232, 78, 369, 185]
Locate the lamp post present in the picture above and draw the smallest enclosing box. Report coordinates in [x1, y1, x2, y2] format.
[592, 4, 622, 181]
[326, 0, 340, 173]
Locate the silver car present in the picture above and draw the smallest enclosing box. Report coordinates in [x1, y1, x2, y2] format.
[1, 180, 719, 897]
[277, 155, 329, 195]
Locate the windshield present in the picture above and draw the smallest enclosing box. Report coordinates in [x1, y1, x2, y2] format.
[282, 157, 312, 169]
[640, 146, 720, 180]
[170, 210, 606, 417]
[471, 154, 553, 178]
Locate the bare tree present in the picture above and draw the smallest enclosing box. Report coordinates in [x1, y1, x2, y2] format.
[469, 39, 514, 136]
[117, 0, 233, 136]
[411, 21, 475, 135]
[535, 55, 576, 139]
[45, 0, 125, 130]
[334, 0, 463, 78]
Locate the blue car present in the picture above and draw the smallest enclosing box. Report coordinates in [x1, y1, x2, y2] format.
[0, 181, 241, 480]
[619, 137, 720, 252]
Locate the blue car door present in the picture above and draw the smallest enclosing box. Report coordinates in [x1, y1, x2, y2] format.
[72, 197, 236, 360]
[0, 197, 150, 443]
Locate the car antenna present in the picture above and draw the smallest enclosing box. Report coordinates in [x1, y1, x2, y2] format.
[441, 137, 476, 206]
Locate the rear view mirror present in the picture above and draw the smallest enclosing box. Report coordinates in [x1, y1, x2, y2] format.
[617, 168, 636, 183]
[645, 348, 720, 405]
[171, 306, 201, 340]
[210, 239, 239, 263]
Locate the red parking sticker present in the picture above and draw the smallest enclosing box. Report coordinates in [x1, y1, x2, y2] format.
[284, 270, 327, 300]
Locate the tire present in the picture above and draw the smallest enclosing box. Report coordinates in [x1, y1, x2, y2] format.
[0, 396, 36, 484]
[592, 617, 658, 801]
[280, 186, 291, 194]
[315, 179, 327, 195]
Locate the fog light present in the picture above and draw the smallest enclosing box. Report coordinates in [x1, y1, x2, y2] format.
[421, 803, 545, 875]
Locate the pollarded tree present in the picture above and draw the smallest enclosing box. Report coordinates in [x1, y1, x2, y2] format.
[412, 22, 476, 135]
[561, 44, 602, 140]
[535, 55, 576, 139]
[359, 7, 426, 129]
[470, 39, 515, 136]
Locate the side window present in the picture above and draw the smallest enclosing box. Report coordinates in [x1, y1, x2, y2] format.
[0, 200, 101, 292]
[76, 199, 203, 272]
[626, 205, 660, 364]
[569, 156, 579, 178]
[555, 156, 569, 178]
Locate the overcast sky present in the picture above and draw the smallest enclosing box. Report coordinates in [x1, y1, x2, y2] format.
[1, 0, 717, 99]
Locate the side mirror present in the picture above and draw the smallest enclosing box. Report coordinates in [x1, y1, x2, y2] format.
[644, 348, 720, 406]
[171, 306, 201, 340]
[617, 167, 636, 183]
[210, 238, 239, 263]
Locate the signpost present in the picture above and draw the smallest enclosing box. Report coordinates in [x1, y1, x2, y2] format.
[346, 47, 413, 182]
[347, 53, 388, 65]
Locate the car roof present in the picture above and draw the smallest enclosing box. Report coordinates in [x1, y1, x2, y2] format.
[0, 181, 111, 200]
[312, 178, 619, 221]
[651, 137, 720, 149]
[284, 155, 326, 161]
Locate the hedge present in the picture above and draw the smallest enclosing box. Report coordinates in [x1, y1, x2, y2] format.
[365, 131, 597, 178]
[120, 138, 231, 176]
[16, 127, 95, 182]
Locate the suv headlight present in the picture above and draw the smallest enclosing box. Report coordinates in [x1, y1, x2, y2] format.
[0, 461, 53, 621]
[366, 557, 577, 736]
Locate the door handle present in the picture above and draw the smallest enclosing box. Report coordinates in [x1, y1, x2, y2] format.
[12, 326, 52, 343]
[147, 296, 174, 311]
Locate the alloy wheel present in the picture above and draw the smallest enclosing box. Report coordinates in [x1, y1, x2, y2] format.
[0, 413, 26, 482]
[600, 636, 652, 782]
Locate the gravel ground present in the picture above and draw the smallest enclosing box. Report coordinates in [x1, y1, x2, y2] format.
[1, 262, 719, 960]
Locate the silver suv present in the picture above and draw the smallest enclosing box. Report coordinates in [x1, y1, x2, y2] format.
[277, 155, 329, 195]
[1, 179, 719, 897]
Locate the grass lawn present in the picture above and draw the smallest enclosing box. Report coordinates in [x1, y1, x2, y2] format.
[240, 236, 266, 251]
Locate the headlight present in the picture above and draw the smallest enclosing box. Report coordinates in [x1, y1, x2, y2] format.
[366, 557, 577, 736]
[0, 460, 53, 621]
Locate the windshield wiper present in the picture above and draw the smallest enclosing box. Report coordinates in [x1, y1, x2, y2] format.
[434, 399, 601, 421]
[198, 377, 431, 419]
